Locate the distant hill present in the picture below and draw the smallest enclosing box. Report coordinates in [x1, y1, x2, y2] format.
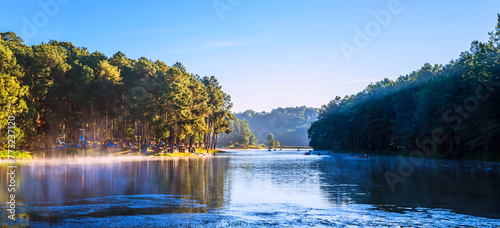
[234, 106, 318, 146]
[217, 117, 258, 147]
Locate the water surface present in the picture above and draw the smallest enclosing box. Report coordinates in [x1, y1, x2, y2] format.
[1, 150, 499, 227]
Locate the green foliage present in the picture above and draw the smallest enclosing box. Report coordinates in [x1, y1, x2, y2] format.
[267, 133, 275, 147]
[248, 131, 259, 145]
[217, 117, 256, 146]
[0, 32, 233, 151]
[309, 15, 500, 158]
[0, 42, 28, 127]
[234, 106, 318, 146]
[0, 150, 32, 160]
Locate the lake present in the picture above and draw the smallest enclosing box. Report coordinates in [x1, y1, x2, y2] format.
[1, 149, 500, 227]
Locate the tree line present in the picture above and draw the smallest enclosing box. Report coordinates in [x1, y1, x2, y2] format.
[308, 15, 500, 158]
[0, 32, 233, 151]
[235, 106, 318, 146]
[217, 117, 259, 147]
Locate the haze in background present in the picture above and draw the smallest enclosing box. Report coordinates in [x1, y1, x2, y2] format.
[1, 1, 499, 112]
[234, 106, 318, 146]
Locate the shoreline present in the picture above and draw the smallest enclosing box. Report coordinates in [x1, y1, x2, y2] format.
[0, 148, 227, 163]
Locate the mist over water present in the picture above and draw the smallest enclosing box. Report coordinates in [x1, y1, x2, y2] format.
[1, 150, 499, 227]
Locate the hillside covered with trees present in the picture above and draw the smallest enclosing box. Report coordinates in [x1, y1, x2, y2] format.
[216, 117, 259, 147]
[0, 32, 233, 150]
[308, 15, 500, 159]
[235, 106, 318, 146]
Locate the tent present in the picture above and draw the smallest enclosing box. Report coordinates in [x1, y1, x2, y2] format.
[105, 142, 116, 149]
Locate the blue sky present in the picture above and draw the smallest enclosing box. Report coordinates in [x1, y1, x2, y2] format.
[1, 0, 500, 112]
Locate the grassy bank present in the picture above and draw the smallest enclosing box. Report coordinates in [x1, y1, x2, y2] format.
[0, 147, 226, 161]
[223, 144, 266, 149]
[275, 146, 312, 149]
[154, 148, 223, 156]
[0, 150, 33, 160]
[222, 145, 312, 150]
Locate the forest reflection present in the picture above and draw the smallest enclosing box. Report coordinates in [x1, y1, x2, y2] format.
[318, 155, 500, 218]
[1, 151, 499, 226]
[0, 156, 229, 223]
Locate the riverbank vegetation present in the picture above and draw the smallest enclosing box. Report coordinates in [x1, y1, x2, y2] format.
[0, 150, 32, 160]
[217, 117, 259, 147]
[308, 15, 500, 160]
[235, 106, 318, 146]
[153, 148, 222, 157]
[0, 32, 233, 151]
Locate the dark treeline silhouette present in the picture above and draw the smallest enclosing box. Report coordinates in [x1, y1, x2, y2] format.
[308, 15, 500, 158]
[0, 32, 233, 151]
[235, 106, 318, 146]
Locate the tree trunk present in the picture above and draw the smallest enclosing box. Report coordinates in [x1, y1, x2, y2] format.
[203, 133, 208, 149]
[175, 137, 180, 152]
[189, 134, 195, 149]
[213, 134, 218, 149]
[211, 133, 216, 150]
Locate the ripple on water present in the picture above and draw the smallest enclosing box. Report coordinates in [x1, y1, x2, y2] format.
[3, 197, 500, 227]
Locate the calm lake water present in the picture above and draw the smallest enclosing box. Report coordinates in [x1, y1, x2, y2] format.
[1, 149, 500, 227]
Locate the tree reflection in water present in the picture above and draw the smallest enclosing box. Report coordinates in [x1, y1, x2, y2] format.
[318, 154, 500, 218]
[0, 156, 229, 224]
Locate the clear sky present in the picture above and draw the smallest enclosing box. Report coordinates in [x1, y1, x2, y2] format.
[1, 0, 500, 112]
